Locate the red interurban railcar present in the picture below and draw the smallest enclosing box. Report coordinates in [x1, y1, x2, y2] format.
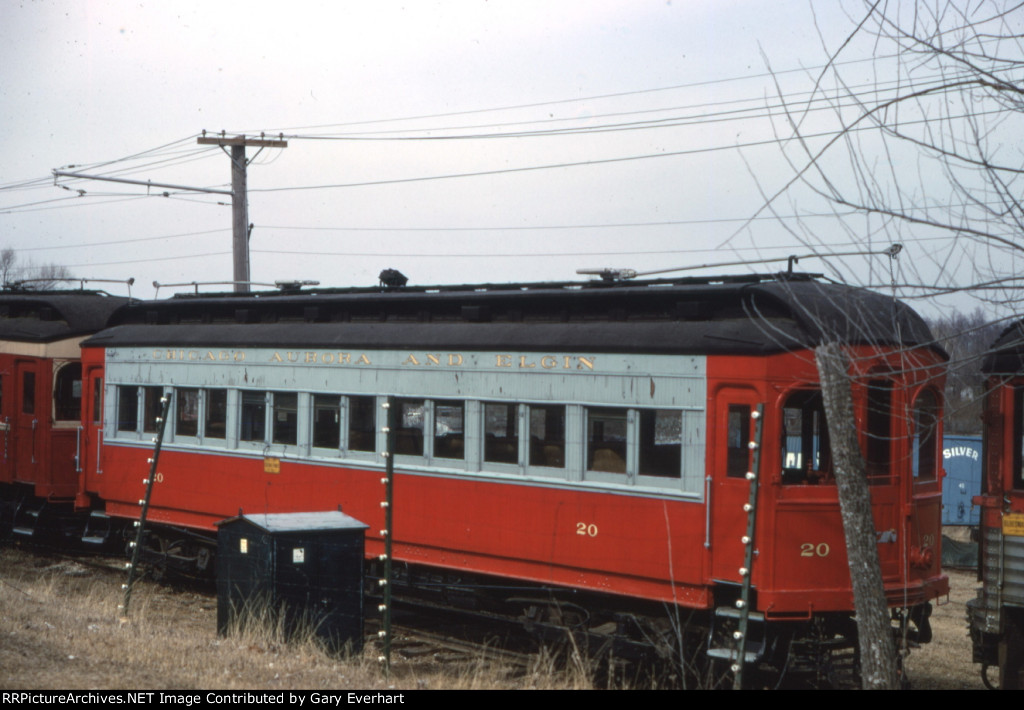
[0, 273, 947, 685]
[0, 290, 127, 538]
[970, 321, 1024, 688]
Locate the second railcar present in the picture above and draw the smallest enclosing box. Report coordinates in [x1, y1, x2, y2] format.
[970, 321, 1024, 688]
[0, 290, 128, 539]
[79, 273, 947, 684]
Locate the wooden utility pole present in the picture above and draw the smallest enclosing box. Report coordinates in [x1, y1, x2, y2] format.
[815, 342, 899, 690]
[197, 133, 287, 293]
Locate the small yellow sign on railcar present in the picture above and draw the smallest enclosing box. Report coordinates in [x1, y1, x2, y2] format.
[1003, 513, 1024, 537]
[264, 457, 280, 474]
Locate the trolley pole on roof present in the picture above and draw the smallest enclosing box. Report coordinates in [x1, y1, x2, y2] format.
[196, 132, 287, 293]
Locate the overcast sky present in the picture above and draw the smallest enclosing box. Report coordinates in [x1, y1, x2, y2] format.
[0, 1, 1007, 313]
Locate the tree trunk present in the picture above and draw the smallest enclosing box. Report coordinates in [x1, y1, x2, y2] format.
[815, 342, 899, 690]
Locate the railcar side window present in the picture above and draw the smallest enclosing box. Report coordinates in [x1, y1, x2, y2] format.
[529, 405, 565, 468]
[53, 362, 82, 422]
[142, 387, 164, 433]
[727, 405, 751, 478]
[22, 371, 35, 415]
[587, 407, 627, 474]
[272, 392, 298, 445]
[205, 389, 227, 440]
[485, 402, 519, 464]
[348, 395, 376, 452]
[781, 390, 832, 484]
[395, 398, 425, 456]
[313, 395, 341, 449]
[240, 391, 267, 442]
[865, 380, 892, 480]
[117, 386, 138, 432]
[912, 389, 939, 480]
[176, 388, 200, 437]
[434, 400, 465, 460]
[638, 409, 681, 478]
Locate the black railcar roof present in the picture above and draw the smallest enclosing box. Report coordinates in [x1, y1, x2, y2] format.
[982, 321, 1024, 374]
[0, 290, 130, 343]
[86, 274, 942, 357]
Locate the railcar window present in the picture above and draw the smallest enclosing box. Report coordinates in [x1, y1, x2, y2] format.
[176, 388, 200, 437]
[434, 400, 465, 460]
[142, 387, 164, 433]
[348, 395, 376, 452]
[92, 378, 102, 425]
[529, 405, 565, 468]
[395, 398, 425, 456]
[21, 371, 35, 415]
[866, 380, 892, 480]
[205, 389, 227, 440]
[117, 386, 138, 432]
[727, 405, 751, 478]
[240, 391, 267, 442]
[912, 389, 939, 480]
[53, 362, 82, 421]
[272, 392, 298, 446]
[313, 395, 341, 449]
[1014, 388, 1024, 491]
[638, 409, 681, 478]
[484, 402, 519, 464]
[780, 390, 832, 484]
[587, 407, 627, 474]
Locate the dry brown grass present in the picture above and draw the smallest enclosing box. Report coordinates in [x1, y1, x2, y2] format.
[0, 545, 987, 690]
[0, 548, 592, 690]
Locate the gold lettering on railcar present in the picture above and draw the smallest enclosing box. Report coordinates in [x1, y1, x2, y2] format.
[146, 348, 596, 370]
[268, 351, 370, 365]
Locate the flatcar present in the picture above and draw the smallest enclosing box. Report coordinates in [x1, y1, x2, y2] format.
[969, 321, 1024, 688]
[71, 272, 946, 686]
[0, 289, 128, 540]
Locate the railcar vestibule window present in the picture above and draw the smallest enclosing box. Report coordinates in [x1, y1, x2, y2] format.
[727, 405, 751, 478]
[912, 389, 939, 480]
[781, 390, 832, 484]
[53, 362, 82, 422]
[865, 380, 892, 480]
[92, 378, 103, 425]
[22, 371, 35, 415]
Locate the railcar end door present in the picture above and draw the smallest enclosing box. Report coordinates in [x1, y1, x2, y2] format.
[12, 359, 39, 485]
[709, 387, 762, 586]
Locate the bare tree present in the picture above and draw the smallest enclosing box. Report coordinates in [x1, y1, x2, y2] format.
[776, 0, 1024, 304]
[927, 308, 1004, 434]
[0, 247, 73, 289]
[754, 3, 1024, 688]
